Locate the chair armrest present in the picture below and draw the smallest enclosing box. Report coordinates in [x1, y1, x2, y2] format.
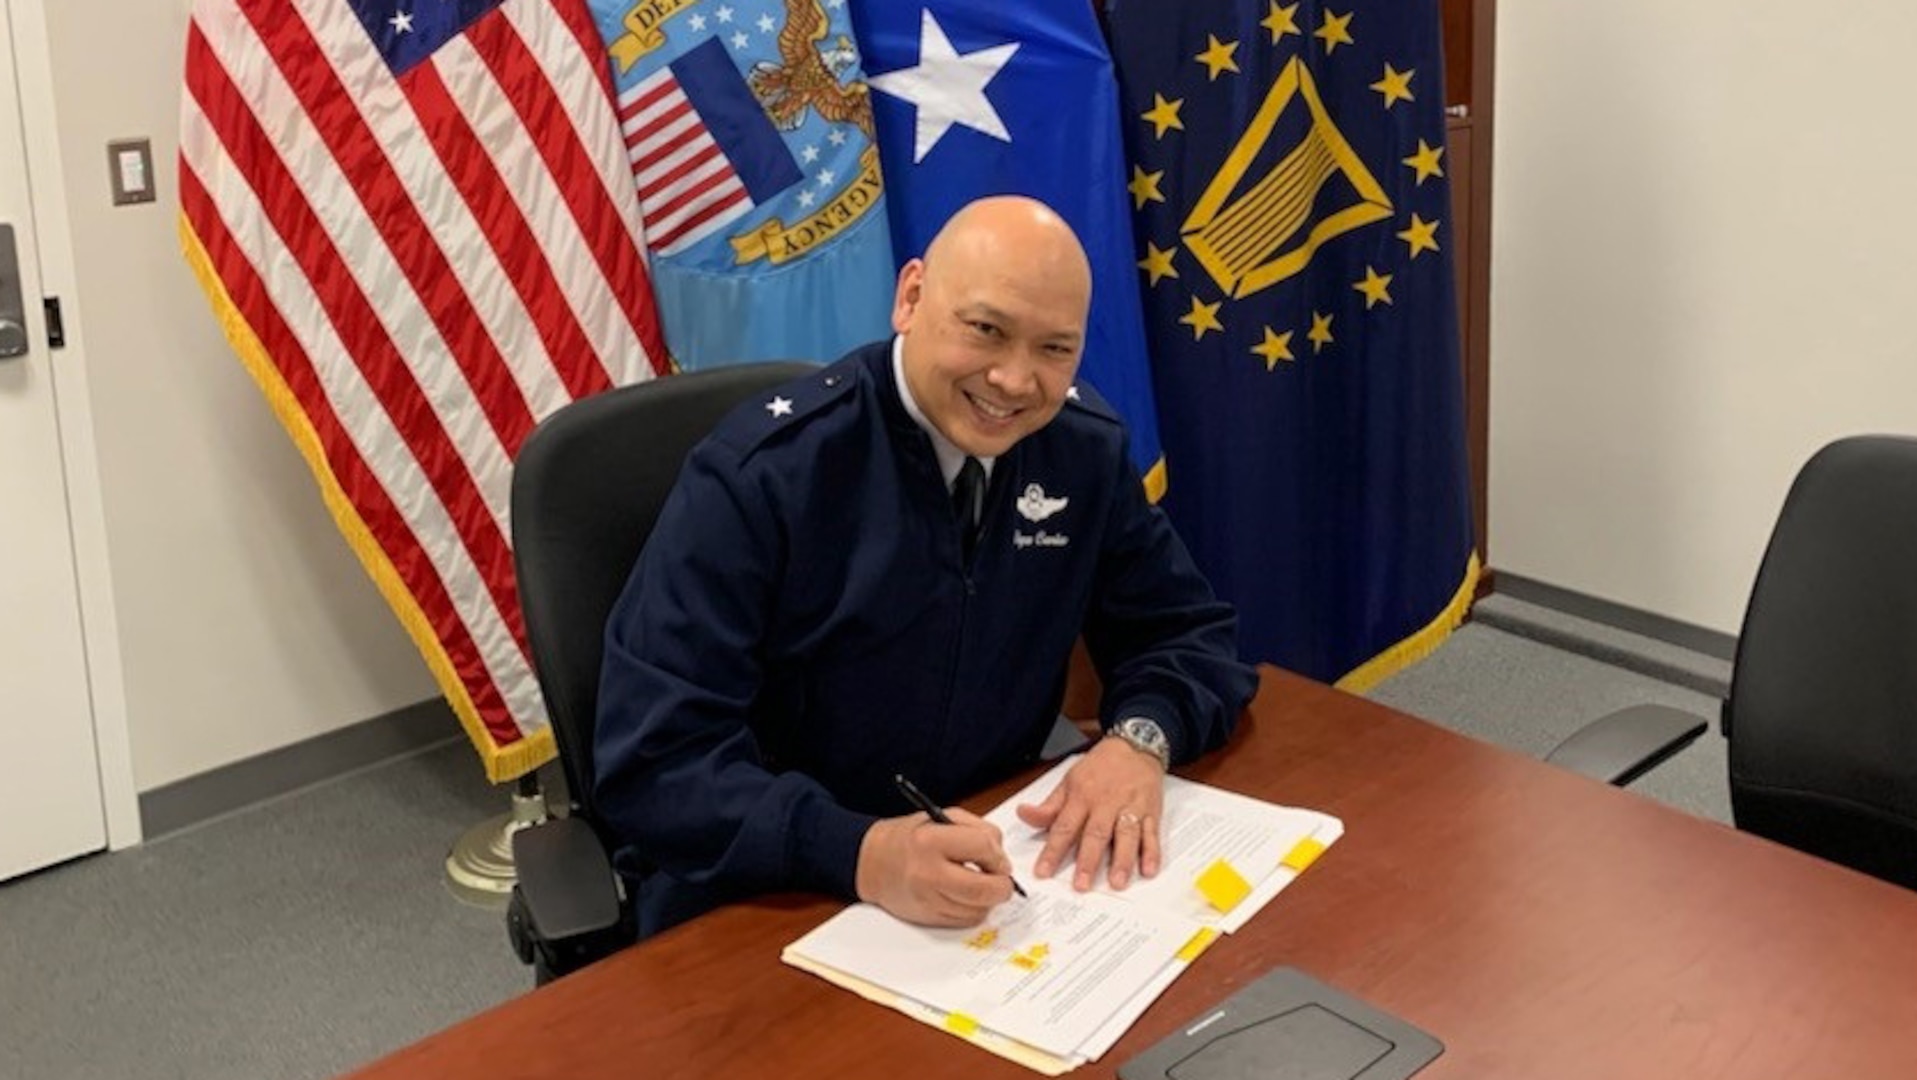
[1544, 704, 1708, 786]
[507, 817, 632, 982]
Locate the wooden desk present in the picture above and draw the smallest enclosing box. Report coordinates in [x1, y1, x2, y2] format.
[350, 668, 1917, 1079]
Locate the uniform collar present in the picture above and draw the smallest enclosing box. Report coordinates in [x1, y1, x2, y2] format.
[891, 335, 996, 489]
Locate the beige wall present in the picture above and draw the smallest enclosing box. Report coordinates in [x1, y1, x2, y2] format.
[1490, 3, 1917, 633]
[40, 2, 438, 791]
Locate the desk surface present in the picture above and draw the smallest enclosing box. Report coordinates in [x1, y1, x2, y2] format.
[349, 667, 1917, 1079]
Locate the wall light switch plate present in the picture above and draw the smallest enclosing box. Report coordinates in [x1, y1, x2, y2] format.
[108, 138, 156, 206]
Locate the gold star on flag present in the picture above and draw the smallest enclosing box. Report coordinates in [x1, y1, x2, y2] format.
[1261, 2, 1302, 43]
[1252, 327, 1296, 370]
[1316, 10, 1354, 54]
[1371, 64, 1414, 108]
[1138, 242, 1180, 286]
[1354, 266, 1394, 309]
[1403, 139, 1446, 185]
[1141, 94, 1185, 139]
[1128, 166, 1166, 209]
[1180, 296, 1224, 340]
[1398, 214, 1440, 259]
[1195, 35, 1240, 81]
[1308, 311, 1335, 353]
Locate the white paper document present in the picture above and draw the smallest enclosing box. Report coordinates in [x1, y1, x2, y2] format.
[988, 758, 1346, 932]
[782, 756, 1343, 1073]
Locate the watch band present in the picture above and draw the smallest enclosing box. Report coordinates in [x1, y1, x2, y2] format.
[1111, 716, 1171, 769]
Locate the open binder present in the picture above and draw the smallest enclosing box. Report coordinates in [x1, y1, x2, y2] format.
[783, 757, 1344, 1073]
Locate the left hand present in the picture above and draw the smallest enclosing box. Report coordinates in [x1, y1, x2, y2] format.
[1015, 736, 1166, 891]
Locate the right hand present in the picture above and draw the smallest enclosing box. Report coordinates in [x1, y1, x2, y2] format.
[855, 808, 1016, 926]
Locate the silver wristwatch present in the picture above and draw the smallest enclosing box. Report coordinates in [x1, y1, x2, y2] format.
[1110, 716, 1171, 770]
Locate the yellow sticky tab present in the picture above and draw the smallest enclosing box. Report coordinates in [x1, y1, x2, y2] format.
[945, 1013, 981, 1037]
[1282, 838, 1328, 873]
[1195, 858, 1254, 913]
[1176, 927, 1221, 962]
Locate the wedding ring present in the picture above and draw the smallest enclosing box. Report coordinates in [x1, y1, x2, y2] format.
[1117, 811, 1142, 826]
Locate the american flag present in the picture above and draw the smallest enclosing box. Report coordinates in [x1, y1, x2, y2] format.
[178, 0, 668, 781]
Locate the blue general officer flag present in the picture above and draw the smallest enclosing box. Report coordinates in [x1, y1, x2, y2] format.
[592, 0, 896, 369]
[1108, 0, 1478, 687]
[847, 0, 1168, 497]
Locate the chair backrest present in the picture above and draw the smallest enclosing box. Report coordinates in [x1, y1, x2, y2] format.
[1728, 435, 1917, 889]
[511, 363, 818, 826]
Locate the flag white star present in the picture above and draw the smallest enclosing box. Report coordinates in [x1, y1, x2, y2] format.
[827, 128, 848, 146]
[389, 10, 414, 34]
[866, 10, 1020, 163]
[798, 189, 818, 208]
[688, 13, 706, 31]
[731, 31, 749, 49]
[801, 144, 820, 164]
[766, 396, 794, 418]
[716, 5, 734, 23]
[817, 168, 836, 187]
[757, 13, 775, 33]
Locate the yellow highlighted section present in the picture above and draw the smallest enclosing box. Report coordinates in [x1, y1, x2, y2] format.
[1177, 927, 1222, 962]
[1196, 859, 1254, 913]
[945, 1013, 981, 1037]
[1282, 838, 1328, 872]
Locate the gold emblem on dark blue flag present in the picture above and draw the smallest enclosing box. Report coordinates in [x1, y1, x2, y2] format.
[1186, 56, 1390, 300]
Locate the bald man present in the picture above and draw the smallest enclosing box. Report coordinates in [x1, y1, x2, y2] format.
[596, 196, 1256, 936]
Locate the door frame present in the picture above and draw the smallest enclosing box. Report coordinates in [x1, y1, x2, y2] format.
[6, 0, 140, 849]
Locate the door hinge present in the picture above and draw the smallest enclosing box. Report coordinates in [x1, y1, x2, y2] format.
[44, 296, 65, 349]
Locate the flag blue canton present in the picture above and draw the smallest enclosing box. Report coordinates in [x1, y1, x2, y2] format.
[1109, 0, 1476, 685]
[349, 0, 506, 73]
[593, 0, 895, 370]
[848, 0, 1168, 496]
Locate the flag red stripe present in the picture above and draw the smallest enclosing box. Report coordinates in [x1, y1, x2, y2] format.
[638, 141, 725, 204]
[236, 0, 537, 454]
[179, 160, 523, 748]
[185, 27, 529, 651]
[401, 62, 615, 404]
[652, 182, 749, 251]
[549, 0, 618, 102]
[628, 97, 694, 154]
[464, 11, 669, 377]
[648, 164, 741, 233]
[618, 74, 678, 124]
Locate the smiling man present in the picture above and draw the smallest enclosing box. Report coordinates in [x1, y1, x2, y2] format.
[595, 195, 1256, 936]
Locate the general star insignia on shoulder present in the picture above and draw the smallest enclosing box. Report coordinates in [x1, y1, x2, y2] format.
[1016, 484, 1068, 523]
[766, 396, 794, 418]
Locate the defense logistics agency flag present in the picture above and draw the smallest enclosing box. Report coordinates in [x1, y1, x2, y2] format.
[849, 0, 1168, 496]
[594, 0, 896, 369]
[1108, 0, 1478, 687]
[180, 0, 669, 780]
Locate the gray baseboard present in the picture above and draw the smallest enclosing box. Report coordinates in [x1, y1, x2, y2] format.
[1495, 573, 1739, 661]
[1478, 575, 1737, 699]
[139, 698, 461, 839]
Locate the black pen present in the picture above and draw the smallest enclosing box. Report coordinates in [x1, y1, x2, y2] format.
[894, 774, 1029, 898]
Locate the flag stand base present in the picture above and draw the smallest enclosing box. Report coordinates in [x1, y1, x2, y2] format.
[444, 773, 548, 909]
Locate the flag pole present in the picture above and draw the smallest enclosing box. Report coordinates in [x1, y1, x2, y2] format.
[444, 772, 549, 908]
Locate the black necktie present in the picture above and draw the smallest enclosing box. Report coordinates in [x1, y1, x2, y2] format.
[952, 456, 985, 561]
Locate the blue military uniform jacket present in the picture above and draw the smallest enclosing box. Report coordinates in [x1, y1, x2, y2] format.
[595, 340, 1256, 934]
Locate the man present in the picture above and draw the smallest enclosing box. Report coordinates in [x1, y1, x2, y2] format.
[596, 196, 1256, 936]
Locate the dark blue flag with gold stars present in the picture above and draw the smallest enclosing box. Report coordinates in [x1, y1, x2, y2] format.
[1107, 0, 1478, 688]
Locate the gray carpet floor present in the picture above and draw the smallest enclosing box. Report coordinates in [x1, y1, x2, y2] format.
[0, 621, 1732, 1079]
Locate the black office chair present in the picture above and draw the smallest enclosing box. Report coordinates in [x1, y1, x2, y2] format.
[505, 362, 818, 983]
[1547, 435, 1917, 890]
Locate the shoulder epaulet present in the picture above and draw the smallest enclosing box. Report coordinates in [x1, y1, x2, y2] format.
[708, 358, 861, 455]
[1061, 378, 1122, 425]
